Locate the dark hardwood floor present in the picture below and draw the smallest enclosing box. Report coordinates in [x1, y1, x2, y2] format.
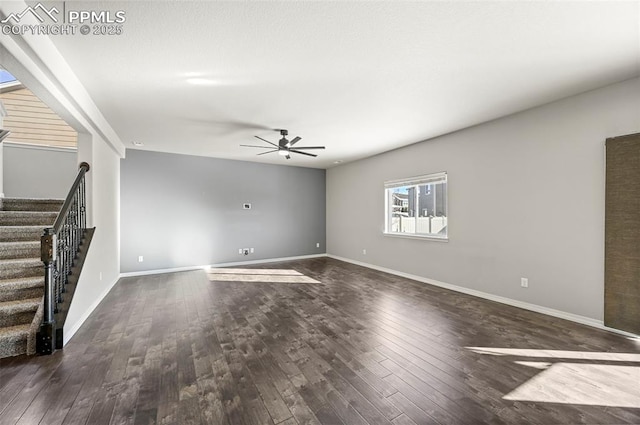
[1, 257, 639, 424]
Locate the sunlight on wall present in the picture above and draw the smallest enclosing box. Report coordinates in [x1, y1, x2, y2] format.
[468, 346, 640, 408]
[207, 268, 320, 284]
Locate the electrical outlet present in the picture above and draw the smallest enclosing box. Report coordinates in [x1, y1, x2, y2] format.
[521, 277, 529, 288]
[250, 248, 254, 254]
[138, 256, 144, 263]
[316, 242, 320, 248]
[362, 249, 367, 255]
[243, 249, 249, 256]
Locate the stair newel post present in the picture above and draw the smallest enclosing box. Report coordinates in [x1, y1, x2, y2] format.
[38, 228, 57, 355]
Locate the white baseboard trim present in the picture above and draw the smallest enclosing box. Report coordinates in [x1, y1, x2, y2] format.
[327, 254, 639, 339]
[119, 253, 329, 278]
[62, 275, 119, 346]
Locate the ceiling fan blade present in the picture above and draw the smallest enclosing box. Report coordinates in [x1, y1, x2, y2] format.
[289, 149, 317, 158]
[288, 136, 302, 146]
[227, 120, 274, 131]
[257, 149, 278, 156]
[254, 136, 278, 148]
[240, 144, 274, 149]
[288, 146, 325, 150]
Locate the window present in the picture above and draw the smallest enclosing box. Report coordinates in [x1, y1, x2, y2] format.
[384, 172, 448, 239]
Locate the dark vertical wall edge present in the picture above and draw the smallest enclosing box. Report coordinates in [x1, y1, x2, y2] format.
[604, 132, 640, 334]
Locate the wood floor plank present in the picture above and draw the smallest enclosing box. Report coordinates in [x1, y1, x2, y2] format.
[14, 362, 73, 425]
[325, 389, 369, 425]
[1, 259, 639, 425]
[386, 392, 440, 425]
[381, 358, 504, 425]
[156, 329, 179, 425]
[0, 358, 44, 414]
[39, 356, 96, 425]
[390, 413, 418, 425]
[84, 384, 119, 425]
[228, 314, 317, 424]
[0, 354, 64, 423]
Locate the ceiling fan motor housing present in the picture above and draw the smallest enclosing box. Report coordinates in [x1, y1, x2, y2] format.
[279, 129, 289, 147]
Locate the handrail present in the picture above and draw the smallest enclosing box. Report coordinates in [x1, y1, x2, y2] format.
[38, 162, 90, 355]
[53, 162, 89, 232]
[0, 129, 10, 143]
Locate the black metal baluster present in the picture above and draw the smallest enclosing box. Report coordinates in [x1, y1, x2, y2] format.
[75, 189, 81, 252]
[80, 178, 86, 230]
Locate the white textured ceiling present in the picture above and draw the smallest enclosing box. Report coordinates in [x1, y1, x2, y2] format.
[47, 1, 639, 168]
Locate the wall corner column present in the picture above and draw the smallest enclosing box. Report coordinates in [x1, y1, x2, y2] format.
[0, 100, 7, 198]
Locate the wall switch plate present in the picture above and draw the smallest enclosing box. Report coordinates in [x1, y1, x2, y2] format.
[316, 242, 320, 248]
[362, 249, 367, 255]
[138, 256, 144, 263]
[239, 249, 243, 255]
[521, 277, 528, 288]
[99, 272, 102, 281]
[250, 248, 254, 253]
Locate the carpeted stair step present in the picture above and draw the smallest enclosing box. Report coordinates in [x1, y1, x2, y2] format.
[0, 258, 42, 280]
[1, 198, 64, 212]
[0, 323, 29, 358]
[0, 211, 58, 226]
[0, 241, 40, 260]
[0, 198, 63, 359]
[0, 298, 41, 328]
[0, 276, 44, 302]
[0, 226, 44, 242]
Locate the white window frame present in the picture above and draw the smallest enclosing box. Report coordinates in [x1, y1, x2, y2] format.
[383, 172, 448, 241]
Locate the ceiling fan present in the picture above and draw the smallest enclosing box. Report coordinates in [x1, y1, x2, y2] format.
[240, 129, 325, 160]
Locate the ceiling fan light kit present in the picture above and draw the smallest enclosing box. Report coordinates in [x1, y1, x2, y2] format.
[240, 129, 325, 160]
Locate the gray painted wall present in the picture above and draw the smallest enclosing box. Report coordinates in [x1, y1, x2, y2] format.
[65, 134, 121, 341]
[327, 77, 640, 322]
[3, 143, 77, 198]
[120, 149, 326, 273]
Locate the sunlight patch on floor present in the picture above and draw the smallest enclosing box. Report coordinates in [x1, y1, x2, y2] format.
[207, 268, 320, 284]
[504, 363, 640, 408]
[208, 268, 304, 275]
[467, 347, 640, 362]
[468, 346, 640, 408]
[514, 361, 551, 369]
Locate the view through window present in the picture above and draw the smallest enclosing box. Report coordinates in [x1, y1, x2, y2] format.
[385, 172, 448, 238]
[0, 67, 77, 149]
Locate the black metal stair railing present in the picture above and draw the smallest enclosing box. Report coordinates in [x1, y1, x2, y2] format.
[37, 162, 90, 355]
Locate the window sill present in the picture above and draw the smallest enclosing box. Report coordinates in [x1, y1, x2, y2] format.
[383, 232, 449, 242]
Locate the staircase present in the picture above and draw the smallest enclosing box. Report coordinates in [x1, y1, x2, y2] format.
[0, 198, 63, 358]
